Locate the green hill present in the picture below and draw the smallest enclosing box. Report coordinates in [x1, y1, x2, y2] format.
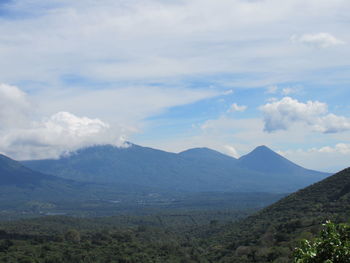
[207, 167, 350, 262]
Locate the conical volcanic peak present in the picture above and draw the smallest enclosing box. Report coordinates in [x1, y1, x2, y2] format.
[238, 145, 325, 176]
[240, 145, 283, 161]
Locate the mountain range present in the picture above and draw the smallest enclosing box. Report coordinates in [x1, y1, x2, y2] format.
[22, 143, 330, 193]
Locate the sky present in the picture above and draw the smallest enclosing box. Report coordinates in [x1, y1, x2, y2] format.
[0, 0, 350, 172]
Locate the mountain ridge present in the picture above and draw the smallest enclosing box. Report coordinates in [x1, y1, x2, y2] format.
[22, 143, 329, 193]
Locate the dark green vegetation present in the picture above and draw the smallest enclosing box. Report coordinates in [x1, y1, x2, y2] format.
[23, 144, 329, 193]
[203, 167, 350, 262]
[294, 221, 350, 263]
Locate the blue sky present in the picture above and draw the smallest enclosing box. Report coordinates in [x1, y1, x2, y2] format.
[0, 0, 350, 172]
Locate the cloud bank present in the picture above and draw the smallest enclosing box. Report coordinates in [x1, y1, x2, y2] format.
[0, 0, 349, 87]
[0, 84, 132, 160]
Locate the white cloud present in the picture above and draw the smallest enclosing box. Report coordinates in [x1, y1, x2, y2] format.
[291, 33, 345, 48]
[260, 97, 350, 133]
[223, 145, 239, 158]
[314, 114, 350, 133]
[303, 143, 350, 155]
[0, 111, 132, 160]
[228, 103, 247, 113]
[0, 85, 134, 159]
[44, 112, 109, 136]
[0, 84, 32, 129]
[281, 87, 300, 95]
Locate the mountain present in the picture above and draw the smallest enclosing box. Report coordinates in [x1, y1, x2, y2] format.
[0, 153, 83, 204]
[0, 154, 53, 187]
[23, 143, 329, 193]
[207, 167, 350, 262]
[23, 144, 249, 192]
[238, 145, 323, 176]
[0, 153, 148, 207]
[179, 147, 238, 163]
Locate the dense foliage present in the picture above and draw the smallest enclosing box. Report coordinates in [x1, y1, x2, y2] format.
[294, 221, 350, 263]
[0, 215, 217, 263]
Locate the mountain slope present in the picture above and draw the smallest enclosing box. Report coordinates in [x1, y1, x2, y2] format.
[0, 153, 83, 203]
[23, 143, 329, 193]
[0, 154, 52, 187]
[0, 153, 146, 206]
[208, 167, 350, 262]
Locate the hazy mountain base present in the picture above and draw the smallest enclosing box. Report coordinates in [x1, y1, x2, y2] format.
[0, 191, 286, 221]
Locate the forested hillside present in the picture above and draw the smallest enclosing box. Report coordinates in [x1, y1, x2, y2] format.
[206, 167, 350, 262]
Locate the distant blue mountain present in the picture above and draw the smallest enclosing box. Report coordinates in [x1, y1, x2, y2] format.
[238, 145, 325, 177]
[0, 153, 150, 203]
[0, 154, 61, 187]
[0, 153, 84, 202]
[179, 147, 238, 162]
[22, 143, 330, 193]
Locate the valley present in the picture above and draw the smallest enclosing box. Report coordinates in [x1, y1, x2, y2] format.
[0, 143, 348, 262]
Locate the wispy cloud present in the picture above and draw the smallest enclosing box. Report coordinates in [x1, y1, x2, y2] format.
[266, 86, 278, 94]
[278, 143, 350, 172]
[228, 103, 247, 113]
[0, 0, 349, 87]
[291, 33, 345, 48]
